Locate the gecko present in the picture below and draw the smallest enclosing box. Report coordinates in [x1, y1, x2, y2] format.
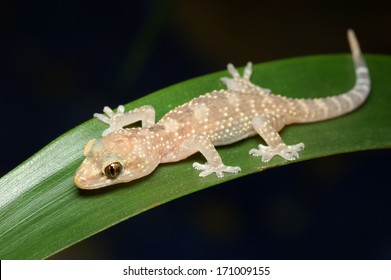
[74, 29, 370, 189]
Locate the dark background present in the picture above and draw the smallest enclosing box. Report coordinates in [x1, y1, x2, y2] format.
[1, 0, 390, 259]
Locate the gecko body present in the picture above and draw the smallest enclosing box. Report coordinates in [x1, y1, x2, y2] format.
[75, 30, 370, 189]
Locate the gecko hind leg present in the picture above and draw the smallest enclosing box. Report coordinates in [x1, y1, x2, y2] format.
[94, 105, 155, 136]
[250, 143, 305, 162]
[249, 115, 305, 162]
[227, 62, 252, 80]
[220, 62, 252, 90]
[220, 62, 271, 93]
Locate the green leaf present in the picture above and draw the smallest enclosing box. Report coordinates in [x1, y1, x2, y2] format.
[0, 54, 390, 259]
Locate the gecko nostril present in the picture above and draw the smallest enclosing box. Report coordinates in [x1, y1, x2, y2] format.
[74, 175, 87, 189]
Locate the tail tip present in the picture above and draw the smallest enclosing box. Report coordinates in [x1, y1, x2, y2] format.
[347, 28, 361, 56]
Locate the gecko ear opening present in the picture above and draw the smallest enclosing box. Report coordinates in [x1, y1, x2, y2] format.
[83, 139, 96, 156]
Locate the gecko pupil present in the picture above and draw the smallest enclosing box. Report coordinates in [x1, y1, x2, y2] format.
[104, 162, 122, 179]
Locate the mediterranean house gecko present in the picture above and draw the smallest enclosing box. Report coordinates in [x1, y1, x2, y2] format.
[74, 29, 370, 189]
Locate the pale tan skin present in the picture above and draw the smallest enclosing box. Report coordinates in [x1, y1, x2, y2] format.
[75, 30, 370, 189]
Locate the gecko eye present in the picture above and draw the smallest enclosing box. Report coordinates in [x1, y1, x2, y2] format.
[104, 162, 122, 179]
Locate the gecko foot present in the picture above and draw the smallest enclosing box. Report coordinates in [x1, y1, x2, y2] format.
[249, 143, 305, 162]
[193, 162, 241, 178]
[221, 62, 271, 93]
[93, 105, 126, 136]
[220, 62, 252, 91]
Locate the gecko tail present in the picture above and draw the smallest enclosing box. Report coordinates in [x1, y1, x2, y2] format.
[336, 29, 371, 113]
[293, 29, 371, 123]
[347, 29, 360, 59]
[347, 29, 368, 71]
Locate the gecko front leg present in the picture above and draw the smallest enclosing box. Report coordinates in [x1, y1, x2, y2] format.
[191, 134, 241, 177]
[164, 134, 241, 177]
[249, 114, 305, 162]
[94, 105, 155, 136]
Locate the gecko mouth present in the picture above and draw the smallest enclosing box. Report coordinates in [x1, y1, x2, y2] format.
[74, 160, 112, 189]
[74, 173, 117, 190]
[74, 172, 105, 189]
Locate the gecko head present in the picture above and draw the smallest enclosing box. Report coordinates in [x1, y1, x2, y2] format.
[74, 130, 160, 189]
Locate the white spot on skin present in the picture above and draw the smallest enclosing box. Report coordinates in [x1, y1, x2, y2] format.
[163, 118, 179, 132]
[191, 103, 210, 122]
[227, 92, 240, 106]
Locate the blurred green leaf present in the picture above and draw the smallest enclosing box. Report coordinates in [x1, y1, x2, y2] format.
[0, 54, 390, 259]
